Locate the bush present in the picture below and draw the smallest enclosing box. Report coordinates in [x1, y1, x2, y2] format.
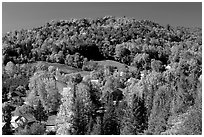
[15, 122, 46, 135]
[178, 107, 202, 135]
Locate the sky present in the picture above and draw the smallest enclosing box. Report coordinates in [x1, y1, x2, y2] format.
[2, 2, 202, 34]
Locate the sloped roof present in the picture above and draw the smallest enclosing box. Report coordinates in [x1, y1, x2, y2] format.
[2, 122, 6, 128]
[46, 115, 57, 126]
[56, 80, 67, 94]
[23, 113, 36, 123]
[13, 105, 36, 123]
[11, 90, 25, 97]
[11, 116, 20, 123]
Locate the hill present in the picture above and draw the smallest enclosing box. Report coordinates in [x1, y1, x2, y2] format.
[3, 16, 201, 70]
[2, 16, 202, 135]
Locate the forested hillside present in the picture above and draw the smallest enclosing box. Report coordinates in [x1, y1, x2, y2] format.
[2, 16, 202, 135]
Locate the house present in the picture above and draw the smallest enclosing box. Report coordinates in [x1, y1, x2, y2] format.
[11, 105, 37, 130]
[140, 71, 147, 79]
[62, 87, 71, 96]
[10, 113, 36, 130]
[198, 75, 202, 83]
[126, 77, 137, 86]
[82, 75, 91, 82]
[119, 71, 124, 77]
[165, 65, 171, 70]
[90, 79, 99, 85]
[11, 116, 26, 129]
[46, 115, 57, 132]
[81, 32, 87, 35]
[2, 122, 6, 128]
[10, 90, 25, 97]
[56, 80, 68, 95]
[113, 101, 117, 105]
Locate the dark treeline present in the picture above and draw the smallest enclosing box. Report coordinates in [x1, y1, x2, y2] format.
[3, 16, 201, 68]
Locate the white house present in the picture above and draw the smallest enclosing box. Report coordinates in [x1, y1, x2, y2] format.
[11, 105, 37, 130]
[91, 79, 99, 85]
[11, 116, 26, 129]
[113, 101, 117, 105]
[81, 32, 87, 35]
[198, 75, 202, 83]
[23, 101, 30, 105]
[62, 87, 71, 96]
[120, 71, 124, 77]
[2, 122, 6, 128]
[140, 73, 145, 79]
[165, 65, 171, 70]
[46, 115, 57, 133]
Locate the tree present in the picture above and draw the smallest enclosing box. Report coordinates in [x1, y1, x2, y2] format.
[55, 84, 74, 135]
[43, 79, 62, 113]
[119, 104, 134, 135]
[48, 66, 55, 73]
[65, 54, 74, 66]
[71, 73, 83, 84]
[73, 82, 93, 134]
[15, 122, 46, 135]
[2, 102, 15, 135]
[132, 95, 148, 134]
[115, 43, 131, 65]
[102, 93, 120, 135]
[133, 53, 150, 70]
[35, 61, 48, 71]
[143, 71, 164, 117]
[147, 85, 172, 134]
[90, 117, 101, 135]
[177, 107, 202, 135]
[55, 51, 64, 64]
[28, 122, 46, 135]
[151, 59, 163, 72]
[28, 70, 61, 113]
[14, 104, 35, 117]
[34, 100, 48, 122]
[56, 82, 93, 135]
[5, 61, 16, 77]
[26, 90, 40, 108]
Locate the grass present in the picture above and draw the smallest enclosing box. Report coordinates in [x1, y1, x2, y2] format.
[93, 60, 137, 71]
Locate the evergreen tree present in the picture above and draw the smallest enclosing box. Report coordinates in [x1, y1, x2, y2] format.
[147, 85, 172, 134]
[56, 82, 92, 135]
[34, 100, 48, 122]
[102, 92, 120, 135]
[2, 102, 14, 135]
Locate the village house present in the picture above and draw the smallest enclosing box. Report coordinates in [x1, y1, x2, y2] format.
[62, 86, 71, 96]
[46, 115, 57, 133]
[165, 65, 171, 70]
[10, 112, 36, 130]
[2, 122, 6, 129]
[90, 79, 100, 85]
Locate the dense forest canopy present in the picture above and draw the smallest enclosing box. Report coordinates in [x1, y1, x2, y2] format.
[2, 16, 202, 135]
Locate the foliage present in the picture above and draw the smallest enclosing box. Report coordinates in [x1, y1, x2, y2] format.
[103, 94, 120, 135]
[55, 84, 74, 135]
[2, 102, 15, 135]
[178, 107, 202, 135]
[27, 70, 61, 113]
[2, 16, 202, 135]
[15, 122, 46, 135]
[34, 100, 48, 122]
[147, 85, 172, 134]
[5, 61, 17, 77]
[56, 82, 93, 135]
